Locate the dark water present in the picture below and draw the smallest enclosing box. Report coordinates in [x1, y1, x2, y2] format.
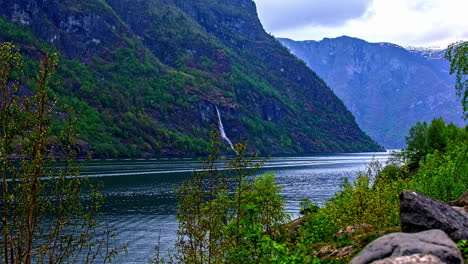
[81, 152, 389, 263]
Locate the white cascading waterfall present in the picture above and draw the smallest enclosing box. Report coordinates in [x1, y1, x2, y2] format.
[215, 106, 239, 155]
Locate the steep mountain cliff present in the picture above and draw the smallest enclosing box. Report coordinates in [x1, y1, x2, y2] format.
[0, 1, 381, 156]
[279, 36, 465, 148]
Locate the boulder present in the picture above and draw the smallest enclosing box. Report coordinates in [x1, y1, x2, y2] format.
[350, 230, 463, 264]
[371, 254, 443, 264]
[449, 190, 468, 207]
[400, 190, 468, 242]
[452, 206, 468, 218]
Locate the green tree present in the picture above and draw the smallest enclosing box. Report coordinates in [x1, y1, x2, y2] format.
[174, 138, 288, 264]
[226, 172, 288, 263]
[425, 117, 448, 153]
[412, 143, 468, 202]
[175, 132, 229, 264]
[445, 41, 468, 118]
[403, 121, 428, 170]
[0, 43, 114, 263]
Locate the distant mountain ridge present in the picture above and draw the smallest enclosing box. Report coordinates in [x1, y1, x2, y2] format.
[278, 36, 465, 148]
[0, 1, 381, 156]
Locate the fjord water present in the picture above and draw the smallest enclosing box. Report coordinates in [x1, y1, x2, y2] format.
[83, 152, 389, 263]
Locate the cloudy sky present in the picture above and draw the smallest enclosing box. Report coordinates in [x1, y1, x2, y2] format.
[253, 0, 468, 48]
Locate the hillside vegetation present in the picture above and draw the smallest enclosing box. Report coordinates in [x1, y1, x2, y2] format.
[0, 0, 381, 157]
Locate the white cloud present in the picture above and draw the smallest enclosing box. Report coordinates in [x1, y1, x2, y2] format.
[254, 0, 372, 31]
[254, 0, 468, 47]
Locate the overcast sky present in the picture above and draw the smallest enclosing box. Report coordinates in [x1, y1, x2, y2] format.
[253, 0, 468, 48]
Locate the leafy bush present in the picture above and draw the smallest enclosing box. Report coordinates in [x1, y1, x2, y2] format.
[401, 118, 467, 202]
[411, 144, 468, 202]
[174, 138, 291, 263]
[322, 160, 409, 230]
[300, 212, 339, 244]
[224, 172, 289, 263]
[299, 198, 319, 215]
[457, 240, 468, 260]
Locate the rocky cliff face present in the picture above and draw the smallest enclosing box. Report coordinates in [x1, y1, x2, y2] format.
[2, 1, 131, 61]
[279, 36, 465, 148]
[0, 1, 381, 156]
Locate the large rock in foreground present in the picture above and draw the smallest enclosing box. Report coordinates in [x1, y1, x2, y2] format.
[350, 230, 463, 264]
[372, 254, 443, 264]
[400, 190, 468, 242]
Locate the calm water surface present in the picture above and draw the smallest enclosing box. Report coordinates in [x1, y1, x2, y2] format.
[82, 152, 390, 263]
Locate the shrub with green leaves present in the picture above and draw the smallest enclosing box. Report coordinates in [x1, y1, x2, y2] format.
[174, 138, 290, 264]
[411, 143, 468, 202]
[322, 160, 409, 230]
[457, 240, 468, 260]
[402, 118, 467, 202]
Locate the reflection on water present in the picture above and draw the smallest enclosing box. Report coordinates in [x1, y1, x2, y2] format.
[84, 152, 389, 263]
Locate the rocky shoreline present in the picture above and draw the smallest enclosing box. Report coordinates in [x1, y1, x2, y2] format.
[298, 190, 468, 263]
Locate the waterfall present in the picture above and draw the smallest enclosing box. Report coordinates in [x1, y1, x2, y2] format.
[215, 106, 238, 155]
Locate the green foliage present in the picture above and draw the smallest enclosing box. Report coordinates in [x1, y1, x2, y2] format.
[402, 117, 464, 171]
[175, 133, 229, 264]
[306, 118, 467, 256]
[457, 240, 468, 260]
[323, 160, 409, 229]
[171, 118, 466, 262]
[299, 198, 319, 215]
[0, 2, 383, 157]
[242, 173, 288, 238]
[320, 118, 466, 234]
[411, 143, 468, 202]
[226, 172, 289, 263]
[318, 118, 467, 237]
[425, 117, 448, 153]
[301, 212, 339, 244]
[0, 43, 115, 263]
[0, 17, 214, 157]
[375, 161, 409, 184]
[281, 159, 411, 262]
[0, 17, 51, 52]
[446, 41, 468, 118]
[400, 118, 467, 201]
[403, 121, 429, 170]
[253, 236, 321, 264]
[175, 138, 292, 264]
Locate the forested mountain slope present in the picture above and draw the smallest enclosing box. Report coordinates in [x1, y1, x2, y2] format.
[0, 0, 381, 156]
[279, 36, 465, 148]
